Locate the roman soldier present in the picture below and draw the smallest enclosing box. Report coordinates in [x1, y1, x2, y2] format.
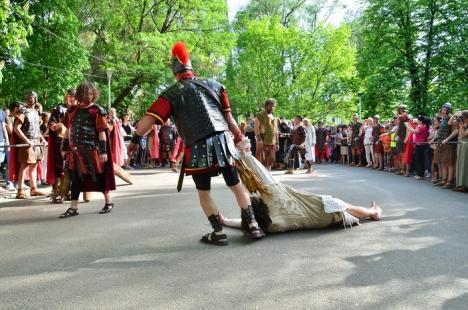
[350, 114, 363, 166]
[128, 42, 265, 245]
[59, 82, 116, 218]
[315, 121, 329, 163]
[47, 89, 76, 202]
[10, 91, 47, 199]
[158, 119, 177, 168]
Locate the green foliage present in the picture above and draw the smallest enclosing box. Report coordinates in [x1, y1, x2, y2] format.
[0, 0, 89, 108]
[0, 0, 33, 82]
[225, 16, 358, 123]
[81, 0, 235, 116]
[0, 0, 465, 121]
[356, 0, 468, 117]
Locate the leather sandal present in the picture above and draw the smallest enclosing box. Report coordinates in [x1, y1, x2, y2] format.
[442, 182, 454, 189]
[99, 203, 114, 214]
[16, 191, 28, 199]
[245, 225, 266, 240]
[60, 208, 79, 218]
[30, 188, 47, 197]
[200, 232, 228, 246]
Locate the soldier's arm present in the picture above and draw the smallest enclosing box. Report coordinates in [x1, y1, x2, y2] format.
[220, 89, 242, 143]
[130, 97, 172, 146]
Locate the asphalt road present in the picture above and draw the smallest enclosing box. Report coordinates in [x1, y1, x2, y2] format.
[0, 164, 467, 310]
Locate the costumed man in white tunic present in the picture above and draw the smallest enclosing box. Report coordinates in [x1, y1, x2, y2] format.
[303, 118, 315, 174]
[220, 140, 382, 233]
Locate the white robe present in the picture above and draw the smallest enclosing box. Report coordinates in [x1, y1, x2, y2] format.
[305, 125, 316, 162]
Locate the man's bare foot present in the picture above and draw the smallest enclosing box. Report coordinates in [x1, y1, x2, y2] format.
[370, 201, 382, 221]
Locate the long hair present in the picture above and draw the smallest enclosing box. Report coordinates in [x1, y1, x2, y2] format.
[75, 82, 100, 104]
[241, 197, 272, 234]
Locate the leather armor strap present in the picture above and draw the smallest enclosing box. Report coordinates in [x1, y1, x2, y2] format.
[186, 79, 221, 107]
[187, 79, 242, 143]
[98, 140, 107, 154]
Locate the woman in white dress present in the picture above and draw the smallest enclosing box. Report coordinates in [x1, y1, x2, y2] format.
[221, 142, 382, 233]
[303, 118, 315, 174]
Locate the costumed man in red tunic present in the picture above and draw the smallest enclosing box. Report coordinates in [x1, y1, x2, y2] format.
[128, 42, 265, 245]
[47, 89, 77, 202]
[59, 82, 116, 218]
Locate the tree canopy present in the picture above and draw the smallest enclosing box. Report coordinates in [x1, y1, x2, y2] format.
[0, 0, 465, 120]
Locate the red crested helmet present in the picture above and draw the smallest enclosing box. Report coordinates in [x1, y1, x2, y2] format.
[171, 42, 192, 74]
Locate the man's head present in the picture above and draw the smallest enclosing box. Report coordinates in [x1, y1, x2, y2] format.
[25, 91, 38, 107]
[373, 115, 380, 123]
[171, 42, 192, 77]
[65, 88, 77, 107]
[10, 101, 23, 115]
[264, 98, 277, 113]
[293, 115, 303, 126]
[318, 121, 324, 127]
[75, 82, 100, 105]
[352, 113, 358, 122]
[397, 105, 407, 115]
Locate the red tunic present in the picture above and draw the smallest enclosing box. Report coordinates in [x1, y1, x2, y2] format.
[62, 104, 116, 192]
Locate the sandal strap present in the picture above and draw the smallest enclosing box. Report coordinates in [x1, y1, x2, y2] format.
[201, 232, 228, 246]
[60, 208, 78, 218]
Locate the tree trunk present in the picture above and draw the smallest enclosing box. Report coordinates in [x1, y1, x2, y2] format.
[111, 74, 144, 109]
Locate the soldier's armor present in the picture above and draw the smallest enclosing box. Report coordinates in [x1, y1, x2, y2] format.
[160, 78, 228, 147]
[69, 106, 105, 147]
[50, 104, 67, 124]
[21, 108, 41, 139]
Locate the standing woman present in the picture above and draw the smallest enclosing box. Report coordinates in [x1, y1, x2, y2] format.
[435, 103, 457, 188]
[59, 82, 116, 218]
[363, 117, 374, 168]
[405, 116, 429, 180]
[303, 118, 315, 173]
[454, 111, 468, 192]
[121, 113, 135, 168]
[340, 126, 349, 164]
[333, 126, 342, 163]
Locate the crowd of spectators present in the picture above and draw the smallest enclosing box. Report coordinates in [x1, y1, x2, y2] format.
[243, 101, 468, 193]
[1, 94, 466, 198]
[0, 91, 185, 199]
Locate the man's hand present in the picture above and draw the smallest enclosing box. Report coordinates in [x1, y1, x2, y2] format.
[99, 153, 108, 164]
[127, 142, 139, 157]
[236, 137, 251, 154]
[274, 144, 279, 152]
[256, 140, 264, 153]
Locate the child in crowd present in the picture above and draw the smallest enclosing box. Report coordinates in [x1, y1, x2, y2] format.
[391, 117, 400, 173]
[380, 125, 392, 171]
